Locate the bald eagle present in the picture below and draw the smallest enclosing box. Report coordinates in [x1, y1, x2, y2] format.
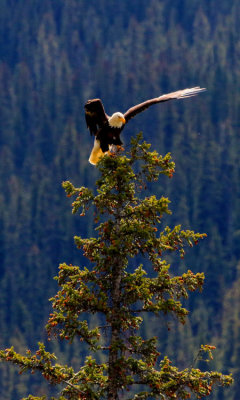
[85, 87, 206, 165]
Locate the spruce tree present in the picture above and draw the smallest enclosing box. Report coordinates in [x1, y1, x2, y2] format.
[0, 134, 233, 399]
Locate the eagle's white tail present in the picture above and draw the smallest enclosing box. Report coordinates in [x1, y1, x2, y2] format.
[89, 138, 104, 165]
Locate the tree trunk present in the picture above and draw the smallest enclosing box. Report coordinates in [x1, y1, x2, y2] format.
[108, 256, 122, 400]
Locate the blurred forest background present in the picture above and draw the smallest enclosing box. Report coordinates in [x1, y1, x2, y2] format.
[0, 0, 239, 398]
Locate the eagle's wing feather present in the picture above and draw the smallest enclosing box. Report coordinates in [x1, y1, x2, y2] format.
[84, 98, 108, 135]
[124, 87, 206, 122]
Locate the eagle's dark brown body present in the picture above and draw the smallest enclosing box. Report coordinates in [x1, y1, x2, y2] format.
[85, 87, 206, 164]
[96, 123, 123, 152]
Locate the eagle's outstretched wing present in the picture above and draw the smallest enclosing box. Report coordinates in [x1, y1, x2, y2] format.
[124, 87, 206, 123]
[84, 98, 109, 135]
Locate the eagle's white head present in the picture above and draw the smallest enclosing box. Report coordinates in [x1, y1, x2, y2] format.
[108, 112, 126, 128]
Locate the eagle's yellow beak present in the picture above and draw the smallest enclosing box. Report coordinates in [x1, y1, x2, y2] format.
[120, 116, 126, 124]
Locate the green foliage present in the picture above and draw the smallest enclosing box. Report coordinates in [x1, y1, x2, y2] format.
[0, 135, 233, 399]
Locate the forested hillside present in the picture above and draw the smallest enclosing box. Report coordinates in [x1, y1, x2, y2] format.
[0, 0, 239, 398]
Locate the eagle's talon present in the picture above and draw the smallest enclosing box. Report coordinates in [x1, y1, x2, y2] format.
[116, 145, 124, 152]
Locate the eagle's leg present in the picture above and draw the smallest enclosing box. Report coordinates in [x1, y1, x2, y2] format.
[108, 144, 117, 155]
[108, 145, 124, 156]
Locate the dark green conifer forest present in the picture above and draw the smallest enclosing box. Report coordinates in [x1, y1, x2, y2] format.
[0, 0, 239, 398]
